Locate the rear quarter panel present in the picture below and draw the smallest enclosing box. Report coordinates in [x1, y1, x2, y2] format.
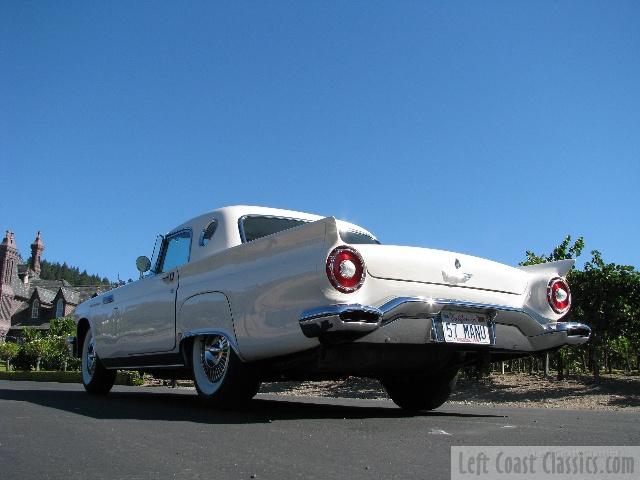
[176, 217, 340, 361]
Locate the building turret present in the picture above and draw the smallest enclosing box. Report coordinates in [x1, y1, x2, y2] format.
[0, 231, 18, 287]
[29, 231, 44, 279]
[0, 230, 19, 340]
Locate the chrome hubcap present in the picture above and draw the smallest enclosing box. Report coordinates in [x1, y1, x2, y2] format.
[201, 336, 229, 383]
[86, 338, 96, 377]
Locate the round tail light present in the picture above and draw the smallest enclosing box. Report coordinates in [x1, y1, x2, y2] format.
[326, 246, 365, 293]
[547, 277, 571, 314]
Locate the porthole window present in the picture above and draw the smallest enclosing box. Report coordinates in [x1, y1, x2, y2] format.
[199, 220, 218, 246]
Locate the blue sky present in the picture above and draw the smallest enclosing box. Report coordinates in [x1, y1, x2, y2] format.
[1, 1, 638, 282]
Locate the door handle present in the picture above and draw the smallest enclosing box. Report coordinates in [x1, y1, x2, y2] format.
[162, 272, 175, 282]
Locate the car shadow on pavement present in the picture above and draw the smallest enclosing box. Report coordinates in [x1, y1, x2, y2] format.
[0, 386, 504, 424]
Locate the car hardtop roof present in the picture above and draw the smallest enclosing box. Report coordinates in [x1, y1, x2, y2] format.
[169, 205, 377, 239]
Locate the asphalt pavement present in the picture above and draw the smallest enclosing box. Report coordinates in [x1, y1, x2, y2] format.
[1, 380, 638, 480]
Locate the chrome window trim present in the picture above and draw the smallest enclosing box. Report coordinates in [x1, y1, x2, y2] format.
[148, 234, 165, 275]
[156, 228, 193, 274]
[238, 214, 311, 244]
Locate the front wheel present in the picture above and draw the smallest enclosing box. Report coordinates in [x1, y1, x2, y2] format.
[191, 335, 260, 408]
[81, 328, 116, 395]
[380, 369, 458, 411]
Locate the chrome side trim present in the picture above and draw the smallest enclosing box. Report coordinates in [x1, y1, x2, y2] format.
[180, 329, 240, 353]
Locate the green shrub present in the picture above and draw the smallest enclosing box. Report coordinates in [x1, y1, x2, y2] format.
[15, 327, 78, 371]
[117, 371, 145, 386]
[0, 342, 20, 371]
[49, 317, 76, 337]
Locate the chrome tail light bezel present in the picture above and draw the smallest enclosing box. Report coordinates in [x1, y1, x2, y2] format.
[547, 277, 571, 314]
[326, 246, 366, 293]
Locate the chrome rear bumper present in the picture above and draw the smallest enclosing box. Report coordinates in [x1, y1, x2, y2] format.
[546, 322, 592, 345]
[299, 296, 591, 350]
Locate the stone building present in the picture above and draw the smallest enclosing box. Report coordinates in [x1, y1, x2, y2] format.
[0, 230, 110, 340]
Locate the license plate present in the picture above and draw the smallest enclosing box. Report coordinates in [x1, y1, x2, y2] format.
[440, 310, 491, 345]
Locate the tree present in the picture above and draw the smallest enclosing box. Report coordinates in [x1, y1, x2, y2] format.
[570, 251, 640, 381]
[23, 338, 47, 371]
[0, 342, 20, 371]
[28, 257, 111, 286]
[520, 235, 585, 266]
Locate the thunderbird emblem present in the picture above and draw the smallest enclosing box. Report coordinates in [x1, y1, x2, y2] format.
[443, 258, 472, 283]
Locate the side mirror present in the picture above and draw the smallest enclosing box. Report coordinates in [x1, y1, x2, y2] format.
[136, 256, 152, 278]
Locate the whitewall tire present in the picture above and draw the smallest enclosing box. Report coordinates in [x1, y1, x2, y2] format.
[81, 328, 116, 395]
[191, 334, 260, 407]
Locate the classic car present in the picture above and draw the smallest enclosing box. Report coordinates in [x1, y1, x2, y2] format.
[72, 205, 591, 410]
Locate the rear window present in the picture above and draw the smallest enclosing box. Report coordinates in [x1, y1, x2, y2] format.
[340, 230, 380, 245]
[240, 216, 308, 242]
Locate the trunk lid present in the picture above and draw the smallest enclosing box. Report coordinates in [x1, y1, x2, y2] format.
[356, 245, 528, 295]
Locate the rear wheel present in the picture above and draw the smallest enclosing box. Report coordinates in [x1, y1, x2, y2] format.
[381, 369, 458, 411]
[191, 335, 260, 407]
[81, 328, 116, 395]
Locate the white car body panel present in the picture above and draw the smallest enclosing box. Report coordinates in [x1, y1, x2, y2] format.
[360, 245, 529, 295]
[74, 205, 589, 372]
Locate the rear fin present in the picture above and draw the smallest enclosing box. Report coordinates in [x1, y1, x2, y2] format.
[518, 259, 574, 278]
[321, 216, 340, 247]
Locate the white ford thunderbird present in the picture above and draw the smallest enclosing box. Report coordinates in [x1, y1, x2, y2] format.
[73, 206, 590, 410]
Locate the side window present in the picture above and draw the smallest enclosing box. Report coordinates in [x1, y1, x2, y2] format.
[199, 220, 218, 246]
[240, 216, 308, 243]
[157, 230, 191, 273]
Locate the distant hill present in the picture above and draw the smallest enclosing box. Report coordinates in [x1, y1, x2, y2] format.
[29, 258, 111, 286]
